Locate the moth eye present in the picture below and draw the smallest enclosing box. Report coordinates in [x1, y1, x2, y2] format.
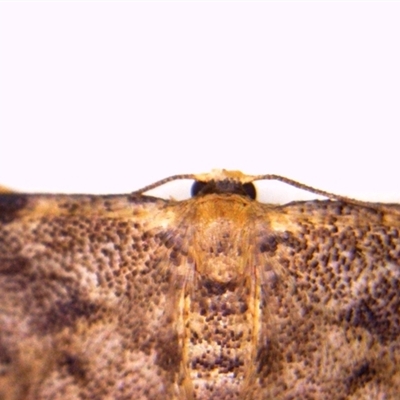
[243, 183, 256, 200]
[191, 181, 207, 197]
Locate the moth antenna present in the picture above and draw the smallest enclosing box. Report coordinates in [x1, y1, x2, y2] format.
[134, 171, 375, 209]
[253, 174, 370, 207]
[132, 174, 196, 194]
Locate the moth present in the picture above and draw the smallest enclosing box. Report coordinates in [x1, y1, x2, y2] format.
[0, 170, 399, 400]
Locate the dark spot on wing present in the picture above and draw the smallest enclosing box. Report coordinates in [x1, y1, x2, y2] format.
[341, 297, 400, 343]
[0, 194, 28, 223]
[256, 340, 283, 377]
[346, 362, 376, 394]
[155, 331, 182, 374]
[60, 352, 88, 382]
[0, 257, 30, 275]
[259, 236, 278, 254]
[0, 339, 12, 365]
[280, 231, 305, 251]
[258, 232, 304, 254]
[43, 292, 100, 333]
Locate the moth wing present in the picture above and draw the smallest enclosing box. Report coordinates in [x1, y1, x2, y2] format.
[0, 193, 183, 400]
[251, 201, 400, 399]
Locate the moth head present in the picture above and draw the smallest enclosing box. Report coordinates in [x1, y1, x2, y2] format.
[191, 180, 256, 199]
[190, 169, 256, 199]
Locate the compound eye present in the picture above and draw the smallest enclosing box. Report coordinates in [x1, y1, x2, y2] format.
[243, 183, 256, 200]
[191, 181, 207, 197]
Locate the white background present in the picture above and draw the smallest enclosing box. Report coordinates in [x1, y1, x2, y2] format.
[1, 2, 399, 203]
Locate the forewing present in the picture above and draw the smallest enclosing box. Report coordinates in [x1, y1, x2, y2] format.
[252, 201, 400, 399]
[0, 193, 181, 400]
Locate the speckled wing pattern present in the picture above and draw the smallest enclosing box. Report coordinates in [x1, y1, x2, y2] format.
[0, 171, 399, 400]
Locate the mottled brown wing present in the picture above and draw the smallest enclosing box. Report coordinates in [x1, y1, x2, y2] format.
[251, 200, 400, 399]
[2, 192, 400, 400]
[0, 193, 183, 400]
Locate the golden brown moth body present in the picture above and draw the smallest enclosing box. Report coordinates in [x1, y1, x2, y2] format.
[0, 170, 399, 400]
